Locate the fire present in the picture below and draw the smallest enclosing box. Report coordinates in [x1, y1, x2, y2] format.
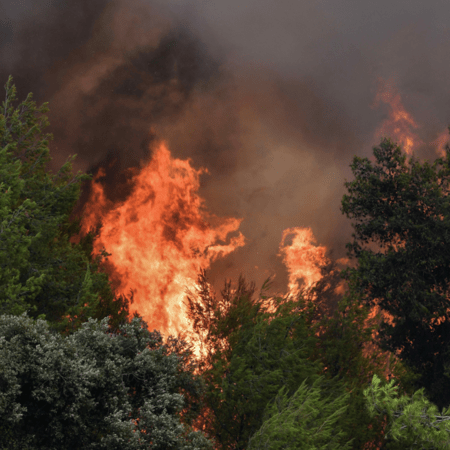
[71, 80, 443, 447]
[369, 77, 450, 368]
[278, 227, 329, 299]
[371, 77, 423, 156]
[431, 128, 450, 158]
[79, 141, 245, 355]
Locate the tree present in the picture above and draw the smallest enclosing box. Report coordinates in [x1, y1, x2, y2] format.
[307, 258, 422, 449]
[184, 268, 358, 449]
[364, 373, 450, 449]
[0, 312, 215, 450]
[247, 375, 353, 450]
[0, 75, 132, 336]
[340, 136, 450, 413]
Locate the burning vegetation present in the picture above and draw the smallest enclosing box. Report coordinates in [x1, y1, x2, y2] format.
[2, 1, 450, 446]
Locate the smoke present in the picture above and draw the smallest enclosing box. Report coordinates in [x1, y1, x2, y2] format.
[1, 0, 450, 298]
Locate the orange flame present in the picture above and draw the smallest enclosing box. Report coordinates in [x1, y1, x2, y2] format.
[79, 141, 245, 355]
[372, 77, 450, 172]
[278, 227, 328, 299]
[431, 128, 450, 159]
[278, 227, 400, 449]
[371, 77, 423, 155]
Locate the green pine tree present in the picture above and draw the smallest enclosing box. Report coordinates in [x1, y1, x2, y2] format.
[184, 268, 356, 449]
[364, 373, 450, 449]
[247, 375, 353, 450]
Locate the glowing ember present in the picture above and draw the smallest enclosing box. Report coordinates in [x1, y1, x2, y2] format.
[79, 141, 245, 354]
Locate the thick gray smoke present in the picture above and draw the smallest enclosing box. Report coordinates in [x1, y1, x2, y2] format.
[1, 0, 449, 299]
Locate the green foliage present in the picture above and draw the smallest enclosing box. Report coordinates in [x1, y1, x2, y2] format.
[6, 75, 450, 449]
[247, 375, 353, 450]
[364, 373, 450, 449]
[0, 75, 132, 335]
[0, 313, 215, 450]
[340, 136, 450, 412]
[309, 259, 423, 449]
[184, 268, 357, 449]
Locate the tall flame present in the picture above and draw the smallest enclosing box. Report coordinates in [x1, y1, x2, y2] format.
[80, 141, 245, 354]
[278, 228, 401, 449]
[371, 77, 423, 156]
[278, 227, 328, 299]
[72, 80, 447, 448]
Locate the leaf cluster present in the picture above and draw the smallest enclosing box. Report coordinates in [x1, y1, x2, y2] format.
[0, 75, 132, 335]
[247, 375, 353, 450]
[0, 313, 215, 450]
[364, 373, 450, 449]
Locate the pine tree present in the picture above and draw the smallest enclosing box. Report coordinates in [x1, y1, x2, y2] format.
[184, 268, 357, 449]
[247, 375, 353, 450]
[364, 373, 450, 449]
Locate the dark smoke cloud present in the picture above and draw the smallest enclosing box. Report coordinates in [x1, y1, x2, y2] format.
[1, 0, 450, 299]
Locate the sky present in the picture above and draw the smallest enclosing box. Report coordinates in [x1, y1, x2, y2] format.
[1, 0, 450, 302]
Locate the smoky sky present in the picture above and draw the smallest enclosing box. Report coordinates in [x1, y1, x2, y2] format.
[1, 0, 450, 299]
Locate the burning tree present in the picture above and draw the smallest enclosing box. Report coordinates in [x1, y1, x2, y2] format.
[182, 263, 416, 449]
[341, 136, 450, 413]
[3, 75, 448, 449]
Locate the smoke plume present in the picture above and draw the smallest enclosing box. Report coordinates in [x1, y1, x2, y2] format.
[1, 0, 449, 305]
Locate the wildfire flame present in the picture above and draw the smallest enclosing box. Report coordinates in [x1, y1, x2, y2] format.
[275, 225, 398, 450]
[431, 129, 450, 158]
[72, 78, 448, 448]
[371, 77, 424, 156]
[278, 227, 328, 298]
[79, 141, 245, 355]
[278, 228, 398, 450]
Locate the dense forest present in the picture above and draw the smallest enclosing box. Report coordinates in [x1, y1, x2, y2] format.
[2, 77, 450, 449]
